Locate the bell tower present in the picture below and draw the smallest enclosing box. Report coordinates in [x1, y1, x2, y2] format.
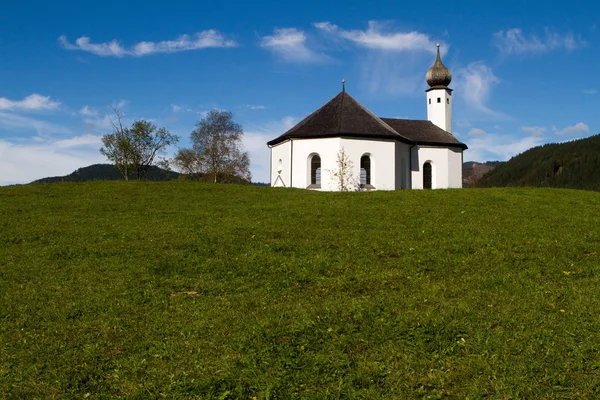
[426, 44, 452, 133]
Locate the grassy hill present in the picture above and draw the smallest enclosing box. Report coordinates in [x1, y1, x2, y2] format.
[1, 182, 600, 398]
[476, 134, 600, 190]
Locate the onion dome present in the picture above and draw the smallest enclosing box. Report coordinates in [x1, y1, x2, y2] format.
[426, 44, 452, 88]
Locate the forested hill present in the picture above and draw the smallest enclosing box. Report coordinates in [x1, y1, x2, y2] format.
[34, 164, 180, 183]
[475, 134, 600, 191]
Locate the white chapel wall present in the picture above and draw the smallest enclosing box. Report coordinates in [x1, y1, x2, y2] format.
[339, 138, 396, 191]
[411, 146, 447, 189]
[291, 138, 340, 190]
[446, 147, 463, 188]
[411, 146, 463, 189]
[270, 141, 292, 187]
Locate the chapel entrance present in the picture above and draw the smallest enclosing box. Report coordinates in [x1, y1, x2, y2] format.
[423, 162, 432, 189]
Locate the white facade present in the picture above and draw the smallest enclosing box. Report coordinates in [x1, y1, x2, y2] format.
[410, 146, 463, 189]
[271, 138, 409, 191]
[270, 138, 463, 191]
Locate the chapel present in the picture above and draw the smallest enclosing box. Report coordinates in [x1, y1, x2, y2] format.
[267, 44, 467, 190]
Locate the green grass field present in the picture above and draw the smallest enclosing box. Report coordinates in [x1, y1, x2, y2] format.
[1, 182, 600, 399]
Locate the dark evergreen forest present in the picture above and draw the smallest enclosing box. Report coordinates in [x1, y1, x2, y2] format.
[476, 134, 600, 191]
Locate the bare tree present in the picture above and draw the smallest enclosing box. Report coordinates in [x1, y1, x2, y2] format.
[174, 109, 251, 183]
[100, 109, 132, 180]
[100, 109, 179, 180]
[330, 147, 358, 191]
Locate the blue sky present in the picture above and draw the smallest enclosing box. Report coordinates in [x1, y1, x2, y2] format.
[1, 0, 599, 185]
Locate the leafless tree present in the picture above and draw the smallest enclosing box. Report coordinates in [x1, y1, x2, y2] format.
[330, 147, 358, 191]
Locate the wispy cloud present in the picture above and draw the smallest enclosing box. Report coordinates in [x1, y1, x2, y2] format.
[54, 134, 103, 148]
[552, 122, 590, 136]
[521, 126, 546, 136]
[310, 21, 445, 97]
[59, 30, 236, 58]
[245, 104, 267, 110]
[314, 21, 441, 54]
[260, 28, 326, 63]
[493, 28, 586, 55]
[468, 128, 487, 136]
[455, 62, 503, 117]
[0, 111, 71, 135]
[0, 135, 104, 186]
[0, 94, 60, 111]
[79, 105, 98, 117]
[582, 89, 597, 95]
[466, 134, 545, 162]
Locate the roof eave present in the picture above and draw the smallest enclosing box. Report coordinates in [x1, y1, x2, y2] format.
[268, 133, 415, 147]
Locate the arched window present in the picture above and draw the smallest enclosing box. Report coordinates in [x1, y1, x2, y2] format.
[423, 162, 432, 189]
[311, 155, 321, 186]
[360, 155, 371, 186]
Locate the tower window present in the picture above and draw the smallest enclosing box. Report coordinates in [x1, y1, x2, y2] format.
[447, 98, 450, 104]
[437, 97, 441, 103]
[428, 98, 431, 104]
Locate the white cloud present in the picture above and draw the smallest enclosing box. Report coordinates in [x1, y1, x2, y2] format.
[245, 105, 267, 110]
[314, 21, 441, 54]
[466, 134, 545, 162]
[493, 28, 586, 55]
[171, 104, 182, 113]
[54, 134, 103, 148]
[0, 94, 60, 111]
[260, 28, 325, 63]
[455, 62, 503, 116]
[59, 30, 236, 58]
[468, 128, 487, 136]
[81, 109, 120, 134]
[111, 100, 128, 110]
[312, 21, 444, 96]
[552, 122, 590, 136]
[521, 126, 546, 136]
[582, 89, 597, 95]
[0, 111, 71, 135]
[0, 135, 105, 186]
[79, 105, 98, 117]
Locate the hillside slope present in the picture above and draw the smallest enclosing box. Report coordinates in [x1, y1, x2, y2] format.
[476, 134, 600, 190]
[34, 163, 180, 183]
[1, 182, 600, 397]
[462, 161, 503, 187]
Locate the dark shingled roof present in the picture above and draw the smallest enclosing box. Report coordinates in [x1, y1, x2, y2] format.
[267, 90, 467, 150]
[381, 118, 467, 149]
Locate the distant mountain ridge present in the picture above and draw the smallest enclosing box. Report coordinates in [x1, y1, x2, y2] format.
[33, 164, 265, 185]
[34, 164, 180, 183]
[475, 134, 600, 191]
